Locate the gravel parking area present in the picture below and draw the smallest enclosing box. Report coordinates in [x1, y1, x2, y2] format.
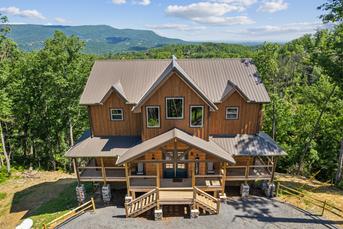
[60, 195, 338, 229]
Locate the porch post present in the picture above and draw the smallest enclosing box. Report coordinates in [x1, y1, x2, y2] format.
[125, 163, 130, 196]
[156, 162, 160, 188]
[271, 157, 278, 183]
[100, 157, 107, 185]
[221, 162, 227, 194]
[73, 158, 80, 185]
[192, 162, 195, 187]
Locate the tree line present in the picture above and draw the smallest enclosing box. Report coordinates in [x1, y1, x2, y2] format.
[0, 0, 342, 186]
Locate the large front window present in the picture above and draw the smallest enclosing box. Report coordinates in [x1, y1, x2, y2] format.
[146, 106, 160, 128]
[190, 106, 204, 127]
[166, 97, 184, 119]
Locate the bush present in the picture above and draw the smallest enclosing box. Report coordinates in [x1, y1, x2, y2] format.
[337, 180, 343, 190]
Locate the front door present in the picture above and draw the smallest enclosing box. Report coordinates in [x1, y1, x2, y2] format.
[163, 151, 188, 178]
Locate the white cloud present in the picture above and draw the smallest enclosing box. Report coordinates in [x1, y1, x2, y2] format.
[0, 6, 46, 20]
[55, 17, 69, 24]
[257, 0, 288, 13]
[165, 2, 255, 26]
[230, 22, 332, 37]
[145, 23, 206, 31]
[112, 0, 126, 4]
[135, 0, 151, 5]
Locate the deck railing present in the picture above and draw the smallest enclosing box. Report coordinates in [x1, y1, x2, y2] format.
[226, 164, 273, 181]
[78, 166, 125, 181]
[193, 186, 220, 214]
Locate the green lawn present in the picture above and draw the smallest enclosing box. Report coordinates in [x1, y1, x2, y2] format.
[30, 182, 93, 228]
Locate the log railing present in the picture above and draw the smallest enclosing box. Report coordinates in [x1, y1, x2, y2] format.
[43, 198, 95, 229]
[125, 188, 158, 217]
[226, 164, 273, 181]
[193, 186, 220, 214]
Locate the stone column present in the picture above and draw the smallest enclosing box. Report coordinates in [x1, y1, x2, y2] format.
[190, 209, 199, 219]
[102, 184, 111, 203]
[76, 184, 86, 204]
[240, 183, 250, 199]
[154, 209, 163, 221]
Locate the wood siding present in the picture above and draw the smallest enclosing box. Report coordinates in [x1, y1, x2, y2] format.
[209, 91, 262, 135]
[141, 73, 209, 141]
[89, 93, 142, 136]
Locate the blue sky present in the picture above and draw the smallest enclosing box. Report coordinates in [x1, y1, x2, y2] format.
[0, 0, 328, 42]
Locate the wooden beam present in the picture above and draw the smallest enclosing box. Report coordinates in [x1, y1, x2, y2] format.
[192, 162, 195, 187]
[125, 163, 130, 196]
[73, 158, 80, 185]
[271, 157, 278, 183]
[222, 162, 227, 194]
[100, 157, 107, 185]
[156, 163, 160, 188]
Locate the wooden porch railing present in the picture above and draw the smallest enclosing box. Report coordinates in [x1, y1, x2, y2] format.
[43, 198, 95, 229]
[125, 188, 158, 218]
[193, 187, 220, 214]
[226, 164, 273, 180]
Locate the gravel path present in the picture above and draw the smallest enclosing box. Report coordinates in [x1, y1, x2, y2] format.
[60, 196, 338, 229]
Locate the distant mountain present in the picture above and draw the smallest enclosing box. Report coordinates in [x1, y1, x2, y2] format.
[3, 24, 188, 55]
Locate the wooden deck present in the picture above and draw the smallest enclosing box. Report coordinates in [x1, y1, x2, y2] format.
[159, 188, 194, 205]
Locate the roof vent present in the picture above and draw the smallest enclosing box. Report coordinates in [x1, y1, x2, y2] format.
[253, 73, 262, 84]
[242, 58, 251, 66]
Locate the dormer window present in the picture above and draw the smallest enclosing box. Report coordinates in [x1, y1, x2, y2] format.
[225, 107, 239, 120]
[166, 97, 184, 119]
[110, 108, 123, 121]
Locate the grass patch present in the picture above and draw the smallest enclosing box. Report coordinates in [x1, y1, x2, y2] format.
[30, 182, 92, 227]
[0, 192, 6, 201]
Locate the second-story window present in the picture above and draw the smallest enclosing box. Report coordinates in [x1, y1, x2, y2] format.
[146, 106, 160, 128]
[225, 107, 239, 120]
[166, 97, 184, 119]
[110, 108, 123, 121]
[190, 106, 204, 127]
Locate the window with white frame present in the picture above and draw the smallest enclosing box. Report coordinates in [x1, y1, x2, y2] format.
[226, 107, 239, 120]
[110, 108, 123, 120]
[166, 97, 184, 119]
[146, 106, 160, 128]
[190, 106, 204, 127]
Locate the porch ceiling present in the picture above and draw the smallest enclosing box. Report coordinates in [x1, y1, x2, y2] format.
[116, 128, 236, 165]
[64, 130, 141, 158]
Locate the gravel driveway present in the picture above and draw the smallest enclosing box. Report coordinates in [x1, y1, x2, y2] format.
[60, 196, 338, 229]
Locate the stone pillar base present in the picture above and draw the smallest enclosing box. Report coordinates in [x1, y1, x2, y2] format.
[125, 195, 133, 203]
[154, 209, 163, 221]
[265, 183, 275, 198]
[102, 184, 111, 203]
[190, 209, 199, 219]
[219, 193, 227, 202]
[76, 184, 86, 204]
[240, 183, 250, 199]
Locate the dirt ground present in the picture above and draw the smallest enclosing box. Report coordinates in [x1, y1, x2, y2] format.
[0, 170, 74, 229]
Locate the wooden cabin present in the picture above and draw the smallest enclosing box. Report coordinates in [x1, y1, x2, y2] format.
[65, 56, 286, 219]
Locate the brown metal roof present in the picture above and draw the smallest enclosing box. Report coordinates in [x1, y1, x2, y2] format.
[209, 132, 286, 156]
[80, 58, 270, 105]
[116, 128, 236, 164]
[65, 131, 141, 158]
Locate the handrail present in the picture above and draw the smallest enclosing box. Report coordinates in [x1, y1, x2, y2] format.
[125, 188, 158, 217]
[128, 175, 157, 178]
[193, 186, 220, 213]
[43, 198, 95, 229]
[125, 188, 158, 207]
[78, 166, 102, 169]
[195, 174, 223, 178]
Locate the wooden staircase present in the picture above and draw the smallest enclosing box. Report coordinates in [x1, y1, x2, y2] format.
[125, 188, 158, 218]
[193, 187, 220, 214]
[124, 187, 220, 218]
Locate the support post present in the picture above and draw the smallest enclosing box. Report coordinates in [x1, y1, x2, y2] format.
[125, 163, 130, 196]
[222, 162, 227, 195]
[100, 157, 107, 185]
[271, 157, 278, 183]
[192, 162, 195, 187]
[156, 163, 160, 188]
[156, 188, 160, 210]
[73, 158, 80, 185]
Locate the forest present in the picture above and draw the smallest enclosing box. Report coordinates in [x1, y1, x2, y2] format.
[0, 0, 342, 186]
